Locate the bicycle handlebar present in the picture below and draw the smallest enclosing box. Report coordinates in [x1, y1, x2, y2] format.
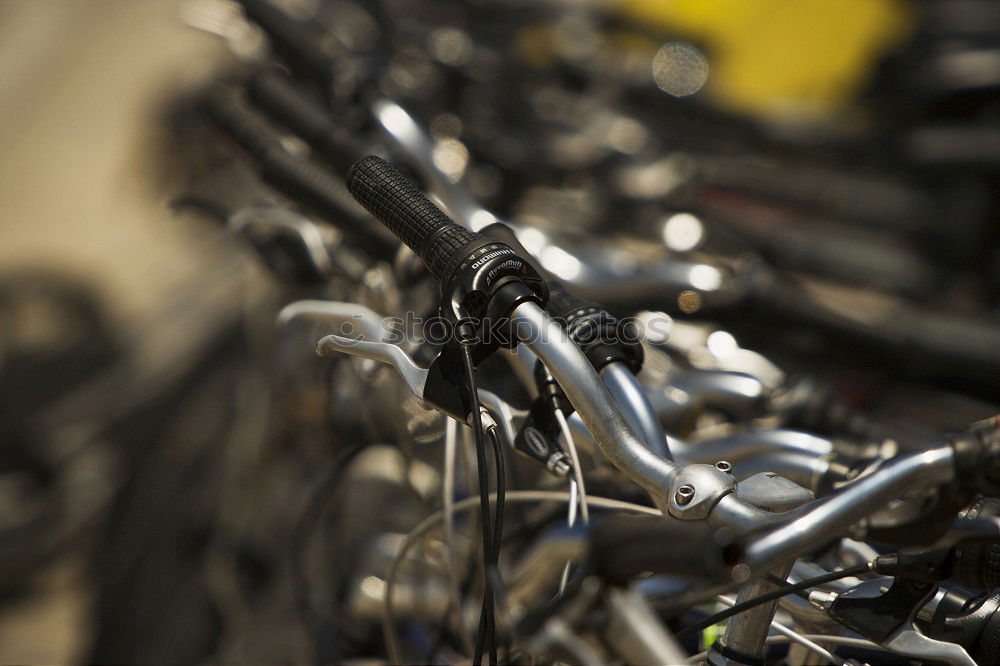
[742, 446, 956, 571]
[206, 88, 398, 258]
[510, 301, 682, 499]
[345, 162, 975, 582]
[592, 515, 741, 584]
[347, 155, 488, 284]
[347, 156, 546, 325]
[238, 0, 334, 85]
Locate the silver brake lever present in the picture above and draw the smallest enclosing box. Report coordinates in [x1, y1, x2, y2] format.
[276, 299, 428, 399]
[279, 298, 430, 397]
[230, 206, 335, 275]
[230, 206, 367, 281]
[810, 579, 976, 666]
[318, 331, 524, 440]
[316, 331, 429, 399]
[282, 300, 523, 437]
[881, 625, 976, 666]
[278, 299, 390, 343]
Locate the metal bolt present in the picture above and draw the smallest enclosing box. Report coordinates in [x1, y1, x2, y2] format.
[675, 484, 695, 505]
[715, 460, 732, 474]
[808, 590, 838, 612]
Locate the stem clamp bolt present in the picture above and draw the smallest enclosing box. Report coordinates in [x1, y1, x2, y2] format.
[675, 484, 696, 505]
[715, 460, 732, 473]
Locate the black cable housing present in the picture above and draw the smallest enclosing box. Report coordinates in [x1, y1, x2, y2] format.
[674, 563, 872, 639]
[487, 426, 507, 663]
[460, 341, 496, 665]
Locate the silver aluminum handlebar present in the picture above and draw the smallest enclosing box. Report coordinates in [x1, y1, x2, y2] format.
[307, 97, 967, 572]
[600, 362, 672, 461]
[294, 278, 964, 579]
[510, 301, 683, 500]
[504, 332, 674, 461]
[743, 445, 956, 571]
[512, 301, 962, 574]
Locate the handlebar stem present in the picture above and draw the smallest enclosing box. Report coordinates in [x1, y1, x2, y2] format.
[717, 562, 795, 661]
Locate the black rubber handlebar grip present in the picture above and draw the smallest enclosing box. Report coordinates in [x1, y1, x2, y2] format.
[591, 515, 740, 584]
[347, 156, 484, 283]
[481, 221, 600, 320]
[954, 496, 1000, 589]
[479, 220, 642, 370]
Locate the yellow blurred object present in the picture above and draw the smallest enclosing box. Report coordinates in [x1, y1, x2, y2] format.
[611, 0, 914, 119]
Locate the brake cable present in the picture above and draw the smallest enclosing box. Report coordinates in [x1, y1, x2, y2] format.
[674, 562, 874, 639]
[460, 339, 499, 665]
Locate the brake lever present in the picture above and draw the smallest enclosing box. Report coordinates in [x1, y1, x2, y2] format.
[813, 576, 976, 666]
[229, 206, 367, 282]
[881, 623, 977, 666]
[653, 317, 785, 389]
[317, 331, 429, 399]
[278, 300, 392, 343]
[286, 299, 525, 434]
